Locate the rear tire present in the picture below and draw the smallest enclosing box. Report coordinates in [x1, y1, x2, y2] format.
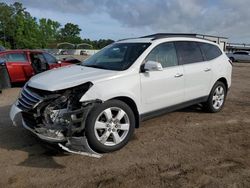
[229, 57, 235, 62]
[203, 81, 227, 113]
[85, 100, 135, 153]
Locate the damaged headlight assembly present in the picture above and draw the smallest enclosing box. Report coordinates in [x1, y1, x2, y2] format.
[41, 82, 96, 137]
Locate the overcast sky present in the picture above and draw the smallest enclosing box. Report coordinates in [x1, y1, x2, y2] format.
[3, 0, 250, 43]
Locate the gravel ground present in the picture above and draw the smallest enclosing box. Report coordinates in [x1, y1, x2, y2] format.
[0, 63, 250, 188]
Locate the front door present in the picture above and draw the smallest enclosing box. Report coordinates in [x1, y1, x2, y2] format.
[140, 42, 185, 114]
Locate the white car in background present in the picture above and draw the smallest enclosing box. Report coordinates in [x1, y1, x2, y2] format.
[10, 34, 232, 153]
[227, 51, 250, 62]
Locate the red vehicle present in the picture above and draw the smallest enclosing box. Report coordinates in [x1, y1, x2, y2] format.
[0, 50, 73, 84]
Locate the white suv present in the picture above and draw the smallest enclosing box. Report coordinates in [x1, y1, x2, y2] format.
[10, 34, 232, 153]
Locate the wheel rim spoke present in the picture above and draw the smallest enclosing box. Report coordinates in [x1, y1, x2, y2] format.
[99, 131, 111, 144]
[215, 88, 219, 95]
[212, 95, 217, 101]
[220, 94, 224, 100]
[119, 123, 129, 130]
[115, 109, 125, 121]
[104, 108, 112, 120]
[219, 87, 223, 94]
[95, 121, 106, 129]
[112, 131, 121, 144]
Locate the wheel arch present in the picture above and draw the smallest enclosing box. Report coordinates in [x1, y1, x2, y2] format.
[216, 77, 228, 92]
[229, 56, 235, 62]
[110, 96, 140, 128]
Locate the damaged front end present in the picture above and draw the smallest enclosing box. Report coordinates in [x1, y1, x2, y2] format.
[11, 82, 102, 157]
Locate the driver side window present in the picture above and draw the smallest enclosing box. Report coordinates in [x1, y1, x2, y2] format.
[145, 42, 178, 68]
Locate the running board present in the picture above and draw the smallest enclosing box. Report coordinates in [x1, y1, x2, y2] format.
[58, 137, 102, 158]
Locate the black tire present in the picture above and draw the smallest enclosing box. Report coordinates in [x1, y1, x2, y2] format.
[203, 81, 227, 113]
[85, 100, 135, 153]
[229, 57, 235, 62]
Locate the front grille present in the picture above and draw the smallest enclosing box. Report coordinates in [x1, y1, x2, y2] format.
[17, 85, 43, 111]
[22, 112, 38, 128]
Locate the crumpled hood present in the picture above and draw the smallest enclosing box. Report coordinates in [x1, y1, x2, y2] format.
[28, 65, 118, 91]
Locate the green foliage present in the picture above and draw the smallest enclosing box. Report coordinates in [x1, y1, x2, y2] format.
[82, 38, 114, 49]
[57, 23, 82, 44]
[39, 18, 61, 48]
[0, 2, 114, 49]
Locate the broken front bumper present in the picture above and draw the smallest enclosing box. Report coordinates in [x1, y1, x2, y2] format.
[10, 101, 66, 142]
[10, 101, 102, 158]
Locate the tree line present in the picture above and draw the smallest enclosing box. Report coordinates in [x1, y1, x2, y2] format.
[0, 2, 114, 49]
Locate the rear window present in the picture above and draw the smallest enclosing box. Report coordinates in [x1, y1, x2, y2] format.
[5, 53, 28, 62]
[175, 41, 203, 65]
[198, 42, 222, 61]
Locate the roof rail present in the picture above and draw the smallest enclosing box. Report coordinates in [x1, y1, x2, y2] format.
[140, 33, 228, 41]
[140, 33, 198, 40]
[116, 33, 227, 43]
[116, 37, 139, 42]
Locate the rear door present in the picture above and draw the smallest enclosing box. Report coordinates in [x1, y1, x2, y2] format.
[175, 41, 212, 101]
[4, 52, 32, 83]
[140, 42, 185, 113]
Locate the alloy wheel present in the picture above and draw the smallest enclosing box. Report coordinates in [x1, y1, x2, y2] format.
[212, 85, 225, 110]
[94, 107, 130, 146]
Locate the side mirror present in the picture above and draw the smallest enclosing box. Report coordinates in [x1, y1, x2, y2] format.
[142, 60, 163, 72]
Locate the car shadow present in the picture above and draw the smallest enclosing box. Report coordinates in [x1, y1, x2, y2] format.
[11, 82, 25, 88]
[178, 104, 207, 114]
[0, 105, 66, 169]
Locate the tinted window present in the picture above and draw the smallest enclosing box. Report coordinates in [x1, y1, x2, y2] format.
[199, 42, 222, 61]
[83, 43, 150, 71]
[43, 53, 57, 64]
[145, 42, 178, 68]
[175, 41, 203, 65]
[5, 53, 28, 62]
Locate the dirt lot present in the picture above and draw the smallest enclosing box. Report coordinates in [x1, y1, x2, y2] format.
[0, 63, 250, 188]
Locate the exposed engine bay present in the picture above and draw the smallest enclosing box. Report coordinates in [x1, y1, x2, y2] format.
[17, 82, 102, 157]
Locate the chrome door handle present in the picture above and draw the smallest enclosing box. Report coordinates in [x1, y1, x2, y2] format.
[174, 73, 183, 78]
[204, 68, 211, 72]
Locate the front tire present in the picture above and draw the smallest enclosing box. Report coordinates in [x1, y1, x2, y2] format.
[85, 100, 135, 153]
[203, 81, 227, 113]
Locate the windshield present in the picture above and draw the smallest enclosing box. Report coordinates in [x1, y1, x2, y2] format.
[82, 43, 151, 71]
